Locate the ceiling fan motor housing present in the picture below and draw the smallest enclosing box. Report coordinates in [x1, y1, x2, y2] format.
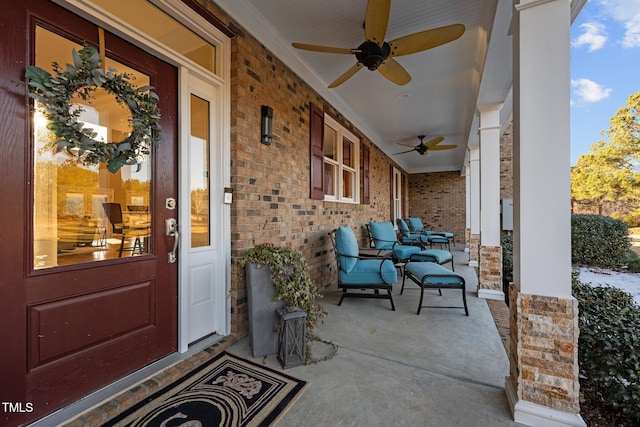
[356, 41, 391, 70]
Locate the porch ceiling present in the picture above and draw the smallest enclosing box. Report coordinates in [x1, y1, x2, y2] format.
[215, 0, 514, 174]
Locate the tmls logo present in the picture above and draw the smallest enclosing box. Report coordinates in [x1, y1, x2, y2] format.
[2, 402, 34, 413]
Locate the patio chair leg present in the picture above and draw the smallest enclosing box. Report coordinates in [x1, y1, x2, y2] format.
[388, 290, 396, 311]
[338, 290, 346, 306]
[462, 286, 469, 316]
[400, 270, 407, 295]
[417, 285, 425, 315]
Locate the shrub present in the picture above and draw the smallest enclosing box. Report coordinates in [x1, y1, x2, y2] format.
[572, 280, 640, 423]
[572, 214, 630, 268]
[627, 250, 640, 273]
[501, 233, 513, 283]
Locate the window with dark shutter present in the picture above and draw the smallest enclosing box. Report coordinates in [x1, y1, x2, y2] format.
[362, 145, 370, 204]
[309, 103, 324, 200]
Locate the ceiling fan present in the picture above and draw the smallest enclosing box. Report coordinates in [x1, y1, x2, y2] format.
[291, 0, 465, 88]
[394, 135, 457, 156]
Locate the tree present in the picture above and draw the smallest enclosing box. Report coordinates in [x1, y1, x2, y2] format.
[571, 92, 640, 214]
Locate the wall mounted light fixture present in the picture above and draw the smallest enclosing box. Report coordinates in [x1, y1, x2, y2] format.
[261, 105, 273, 145]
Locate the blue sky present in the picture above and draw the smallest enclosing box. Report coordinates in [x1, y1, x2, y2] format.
[570, 0, 640, 165]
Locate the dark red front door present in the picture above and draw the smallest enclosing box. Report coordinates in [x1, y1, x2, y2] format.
[0, 1, 178, 425]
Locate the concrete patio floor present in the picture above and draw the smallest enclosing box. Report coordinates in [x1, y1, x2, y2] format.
[226, 249, 523, 426]
[57, 247, 522, 427]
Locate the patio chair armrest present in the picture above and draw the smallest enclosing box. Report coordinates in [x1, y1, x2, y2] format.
[379, 258, 397, 285]
[336, 251, 385, 261]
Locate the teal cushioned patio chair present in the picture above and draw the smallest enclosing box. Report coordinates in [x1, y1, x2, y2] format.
[367, 221, 455, 271]
[406, 217, 455, 248]
[329, 225, 397, 311]
[396, 218, 450, 251]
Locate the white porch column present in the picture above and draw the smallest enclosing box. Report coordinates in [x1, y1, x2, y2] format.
[464, 162, 471, 253]
[478, 103, 504, 300]
[468, 144, 480, 267]
[507, 0, 585, 426]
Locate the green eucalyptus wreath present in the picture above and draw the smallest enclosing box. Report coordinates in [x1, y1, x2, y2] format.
[25, 46, 161, 173]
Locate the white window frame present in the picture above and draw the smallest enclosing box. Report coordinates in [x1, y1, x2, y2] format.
[323, 114, 360, 203]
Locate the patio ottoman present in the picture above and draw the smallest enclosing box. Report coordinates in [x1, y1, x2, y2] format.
[402, 261, 468, 315]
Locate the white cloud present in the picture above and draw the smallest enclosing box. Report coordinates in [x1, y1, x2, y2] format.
[572, 22, 608, 51]
[571, 78, 612, 103]
[597, 0, 640, 47]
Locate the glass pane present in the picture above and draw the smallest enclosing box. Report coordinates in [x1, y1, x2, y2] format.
[343, 170, 354, 199]
[343, 138, 353, 167]
[33, 26, 152, 269]
[93, 0, 216, 73]
[324, 163, 336, 196]
[190, 95, 210, 248]
[324, 126, 337, 160]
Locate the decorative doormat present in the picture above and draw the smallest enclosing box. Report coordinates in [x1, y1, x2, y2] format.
[104, 352, 309, 427]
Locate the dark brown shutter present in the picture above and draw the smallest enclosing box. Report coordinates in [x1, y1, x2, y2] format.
[309, 103, 324, 200]
[390, 166, 394, 220]
[362, 145, 370, 204]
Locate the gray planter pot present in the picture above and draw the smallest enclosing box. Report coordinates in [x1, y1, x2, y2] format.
[245, 263, 287, 358]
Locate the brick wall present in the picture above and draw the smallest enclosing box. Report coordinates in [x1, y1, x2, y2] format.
[195, 0, 408, 337]
[407, 171, 466, 244]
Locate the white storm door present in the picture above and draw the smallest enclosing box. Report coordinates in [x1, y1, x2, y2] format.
[179, 73, 226, 348]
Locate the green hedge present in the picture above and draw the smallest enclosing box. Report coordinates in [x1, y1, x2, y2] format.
[571, 214, 630, 268]
[572, 279, 640, 422]
[501, 233, 513, 284]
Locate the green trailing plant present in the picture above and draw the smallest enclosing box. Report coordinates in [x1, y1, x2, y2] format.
[239, 243, 336, 363]
[25, 45, 161, 173]
[572, 279, 640, 423]
[571, 214, 631, 268]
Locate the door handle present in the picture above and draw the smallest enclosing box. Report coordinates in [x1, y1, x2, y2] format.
[165, 218, 179, 263]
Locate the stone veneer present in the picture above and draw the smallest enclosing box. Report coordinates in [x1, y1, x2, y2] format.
[468, 233, 480, 265]
[479, 245, 502, 293]
[465, 228, 471, 251]
[508, 284, 581, 414]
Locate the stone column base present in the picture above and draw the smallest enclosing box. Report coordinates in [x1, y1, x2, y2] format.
[478, 245, 503, 300]
[465, 228, 471, 252]
[468, 233, 480, 267]
[506, 284, 585, 427]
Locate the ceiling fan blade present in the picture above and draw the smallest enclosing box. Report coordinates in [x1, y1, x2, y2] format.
[396, 142, 418, 147]
[377, 58, 411, 86]
[388, 24, 465, 57]
[430, 144, 458, 151]
[393, 148, 416, 155]
[292, 43, 357, 55]
[424, 136, 445, 148]
[364, 0, 391, 46]
[328, 63, 364, 88]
